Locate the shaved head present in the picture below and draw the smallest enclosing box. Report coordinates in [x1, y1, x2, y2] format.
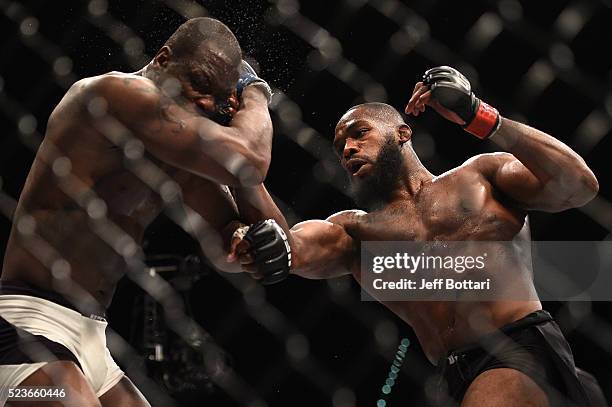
[164, 17, 241, 67]
[162, 17, 242, 100]
[337, 103, 406, 130]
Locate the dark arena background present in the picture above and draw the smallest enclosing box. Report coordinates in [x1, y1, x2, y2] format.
[1, 0, 612, 406]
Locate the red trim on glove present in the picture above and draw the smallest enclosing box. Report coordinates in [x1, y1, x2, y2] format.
[464, 100, 500, 139]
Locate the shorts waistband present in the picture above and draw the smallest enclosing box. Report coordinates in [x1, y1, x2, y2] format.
[0, 280, 106, 320]
[444, 310, 553, 362]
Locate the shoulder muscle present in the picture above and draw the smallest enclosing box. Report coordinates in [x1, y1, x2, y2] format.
[326, 209, 367, 226]
[463, 152, 517, 178]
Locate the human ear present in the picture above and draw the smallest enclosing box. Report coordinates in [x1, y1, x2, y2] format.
[398, 124, 412, 144]
[153, 46, 172, 68]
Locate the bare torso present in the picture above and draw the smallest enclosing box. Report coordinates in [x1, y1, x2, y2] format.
[1, 72, 238, 310]
[341, 165, 542, 363]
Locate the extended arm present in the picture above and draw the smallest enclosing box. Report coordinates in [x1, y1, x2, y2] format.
[231, 184, 357, 279]
[96, 76, 272, 186]
[289, 217, 357, 279]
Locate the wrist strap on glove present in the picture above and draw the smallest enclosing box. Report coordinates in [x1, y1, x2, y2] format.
[237, 60, 273, 104]
[464, 99, 500, 139]
[423, 66, 500, 139]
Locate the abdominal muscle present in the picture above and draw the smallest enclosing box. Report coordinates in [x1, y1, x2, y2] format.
[1, 206, 151, 309]
[352, 259, 542, 364]
[391, 300, 541, 364]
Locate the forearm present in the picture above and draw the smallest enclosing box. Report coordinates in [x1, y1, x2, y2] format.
[232, 184, 291, 237]
[179, 88, 272, 186]
[158, 123, 265, 186]
[490, 117, 598, 204]
[229, 87, 272, 167]
[232, 185, 354, 279]
[118, 87, 269, 186]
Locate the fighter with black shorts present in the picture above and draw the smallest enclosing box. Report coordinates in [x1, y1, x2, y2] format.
[228, 66, 607, 406]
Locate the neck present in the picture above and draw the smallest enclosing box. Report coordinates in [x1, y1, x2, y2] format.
[360, 146, 433, 211]
[135, 64, 192, 111]
[394, 146, 434, 201]
[136, 62, 158, 83]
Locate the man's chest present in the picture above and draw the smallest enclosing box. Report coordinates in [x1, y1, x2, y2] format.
[347, 181, 522, 242]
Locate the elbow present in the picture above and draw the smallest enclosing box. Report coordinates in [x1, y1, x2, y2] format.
[573, 155, 599, 203]
[235, 153, 269, 186]
[238, 171, 265, 187]
[572, 171, 599, 207]
[555, 170, 599, 210]
[534, 169, 599, 212]
[241, 141, 271, 186]
[223, 137, 271, 187]
[237, 126, 272, 186]
[251, 150, 271, 184]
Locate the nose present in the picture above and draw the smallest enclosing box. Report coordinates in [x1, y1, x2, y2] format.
[343, 139, 358, 160]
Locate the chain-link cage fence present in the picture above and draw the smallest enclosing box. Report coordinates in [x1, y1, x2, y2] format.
[0, 0, 611, 406]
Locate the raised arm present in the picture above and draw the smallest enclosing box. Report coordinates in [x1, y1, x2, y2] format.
[483, 119, 598, 211]
[231, 184, 357, 280]
[406, 66, 598, 212]
[94, 75, 272, 186]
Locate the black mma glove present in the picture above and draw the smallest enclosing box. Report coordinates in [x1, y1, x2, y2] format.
[422, 66, 500, 139]
[243, 219, 291, 285]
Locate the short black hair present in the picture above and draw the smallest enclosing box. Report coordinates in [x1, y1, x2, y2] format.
[164, 17, 242, 97]
[346, 103, 405, 126]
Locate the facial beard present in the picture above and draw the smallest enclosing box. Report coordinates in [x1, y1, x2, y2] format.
[349, 139, 404, 210]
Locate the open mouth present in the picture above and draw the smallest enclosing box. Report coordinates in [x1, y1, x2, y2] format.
[346, 158, 369, 176]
